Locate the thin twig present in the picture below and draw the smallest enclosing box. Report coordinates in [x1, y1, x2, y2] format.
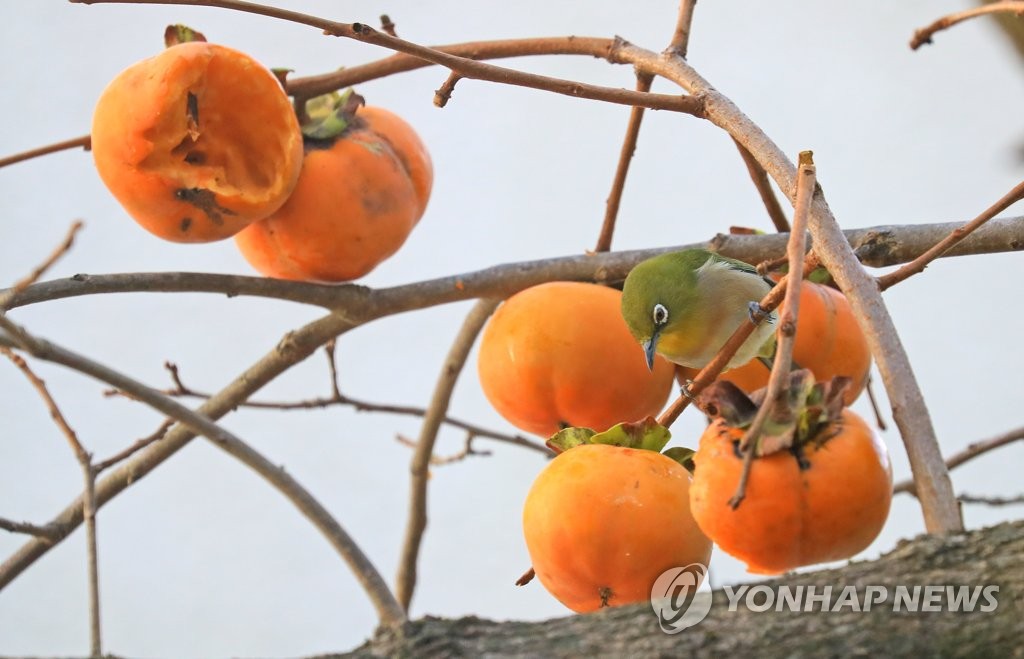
[910, 1, 1024, 50]
[728, 151, 815, 510]
[396, 433, 493, 466]
[94, 420, 175, 473]
[106, 361, 550, 456]
[433, 71, 462, 108]
[593, 72, 653, 253]
[396, 299, 501, 612]
[5, 222, 84, 302]
[666, 0, 699, 57]
[958, 493, 1024, 506]
[73, 0, 704, 116]
[894, 426, 1024, 496]
[0, 347, 101, 656]
[0, 135, 90, 169]
[733, 139, 790, 232]
[878, 179, 1024, 290]
[0, 324, 406, 626]
[0, 518, 59, 541]
[865, 374, 888, 431]
[379, 14, 397, 37]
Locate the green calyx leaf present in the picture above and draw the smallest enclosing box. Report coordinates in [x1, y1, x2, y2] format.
[662, 447, 696, 474]
[164, 24, 207, 47]
[301, 88, 365, 141]
[545, 417, 671, 454]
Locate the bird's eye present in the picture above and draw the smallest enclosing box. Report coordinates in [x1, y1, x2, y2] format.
[652, 303, 669, 326]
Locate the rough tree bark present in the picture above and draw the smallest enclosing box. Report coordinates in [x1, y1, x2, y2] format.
[339, 520, 1023, 658]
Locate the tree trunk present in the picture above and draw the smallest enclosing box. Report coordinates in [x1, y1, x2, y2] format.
[342, 520, 1024, 658]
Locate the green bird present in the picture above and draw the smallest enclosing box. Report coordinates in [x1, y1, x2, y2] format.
[620, 249, 778, 371]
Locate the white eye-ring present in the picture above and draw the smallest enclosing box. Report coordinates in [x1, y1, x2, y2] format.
[652, 303, 669, 326]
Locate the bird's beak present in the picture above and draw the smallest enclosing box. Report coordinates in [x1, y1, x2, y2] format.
[642, 330, 660, 371]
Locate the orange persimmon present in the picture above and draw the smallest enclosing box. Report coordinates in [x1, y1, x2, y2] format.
[91, 41, 304, 242]
[678, 280, 871, 405]
[689, 378, 892, 575]
[477, 282, 675, 437]
[523, 436, 711, 613]
[234, 93, 433, 282]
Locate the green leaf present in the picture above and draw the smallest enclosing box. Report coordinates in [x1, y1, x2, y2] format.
[662, 447, 696, 474]
[591, 417, 671, 452]
[546, 426, 595, 454]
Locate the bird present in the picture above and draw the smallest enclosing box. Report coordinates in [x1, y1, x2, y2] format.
[620, 248, 778, 372]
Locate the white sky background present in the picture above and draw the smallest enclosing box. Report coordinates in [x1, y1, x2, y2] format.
[1, 1, 1023, 656]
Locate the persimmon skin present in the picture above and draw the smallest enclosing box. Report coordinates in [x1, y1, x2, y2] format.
[690, 410, 892, 575]
[234, 106, 433, 282]
[678, 281, 871, 405]
[523, 444, 712, 613]
[477, 282, 675, 437]
[91, 42, 304, 243]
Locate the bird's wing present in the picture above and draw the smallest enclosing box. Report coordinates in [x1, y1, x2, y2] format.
[707, 252, 779, 290]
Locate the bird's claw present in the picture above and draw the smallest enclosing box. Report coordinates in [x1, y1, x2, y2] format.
[680, 379, 697, 399]
[747, 301, 769, 323]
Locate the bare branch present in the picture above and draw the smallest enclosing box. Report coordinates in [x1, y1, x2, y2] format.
[3, 222, 84, 303]
[593, 73, 653, 253]
[910, 1, 1024, 50]
[958, 493, 1024, 506]
[433, 71, 462, 108]
[666, 0, 699, 57]
[0, 518, 60, 541]
[73, 0, 703, 116]
[878, 179, 1024, 290]
[4, 217, 1021, 315]
[733, 139, 790, 232]
[396, 299, 501, 612]
[894, 426, 1024, 496]
[0, 347, 101, 655]
[94, 420, 175, 473]
[729, 152, 815, 510]
[0, 323, 405, 626]
[395, 433, 493, 466]
[0, 135, 90, 169]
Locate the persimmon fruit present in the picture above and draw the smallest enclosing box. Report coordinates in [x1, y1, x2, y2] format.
[477, 282, 675, 437]
[689, 376, 892, 575]
[91, 41, 304, 242]
[678, 280, 871, 405]
[234, 92, 433, 282]
[522, 422, 712, 613]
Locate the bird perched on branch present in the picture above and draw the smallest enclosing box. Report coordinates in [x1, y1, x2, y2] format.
[620, 248, 777, 371]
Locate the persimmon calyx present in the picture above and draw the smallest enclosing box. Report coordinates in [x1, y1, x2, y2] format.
[165, 24, 207, 47]
[545, 417, 696, 472]
[301, 89, 366, 141]
[697, 370, 852, 457]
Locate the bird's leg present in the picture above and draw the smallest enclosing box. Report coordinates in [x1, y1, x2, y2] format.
[680, 378, 697, 399]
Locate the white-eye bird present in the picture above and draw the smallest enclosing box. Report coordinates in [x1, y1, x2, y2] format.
[620, 249, 777, 371]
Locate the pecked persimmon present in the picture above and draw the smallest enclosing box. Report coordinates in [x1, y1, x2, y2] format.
[477, 282, 675, 437]
[91, 41, 304, 242]
[689, 375, 892, 575]
[234, 92, 433, 282]
[677, 280, 871, 405]
[522, 421, 712, 613]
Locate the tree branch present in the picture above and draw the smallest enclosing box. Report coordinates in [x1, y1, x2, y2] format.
[0, 321, 405, 626]
[733, 139, 790, 232]
[3, 217, 1021, 314]
[910, 1, 1024, 50]
[395, 299, 501, 612]
[894, 425, 1024, 496]
[0, 135, 90, 169]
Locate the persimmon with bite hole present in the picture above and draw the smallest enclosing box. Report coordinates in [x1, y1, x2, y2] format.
[477, 282, 675, 437]
[522, 421, 712, 612]
[235, 92, 433, 282]
[689, 375, 892, 575]
[91, 41, 304, 242]
[678, 280, 871, 405]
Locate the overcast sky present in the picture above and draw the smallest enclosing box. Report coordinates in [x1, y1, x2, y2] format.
[1, 1, 1023, 657]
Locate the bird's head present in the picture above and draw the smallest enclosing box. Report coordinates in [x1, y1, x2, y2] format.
[620, 250, 707, 370]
